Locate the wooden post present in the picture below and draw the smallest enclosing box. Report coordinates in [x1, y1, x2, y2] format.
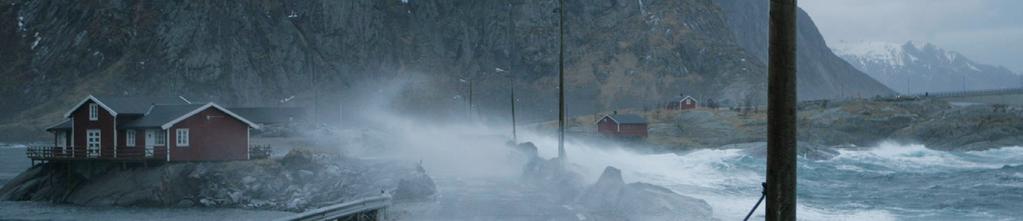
[557, 0, 566, 161]
[511, 83, 517, 144]
[468, 79, 473, 121]
[767, 0, 797, 220]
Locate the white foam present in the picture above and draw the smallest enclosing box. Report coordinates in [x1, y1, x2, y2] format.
[831, 142, 1005, 172]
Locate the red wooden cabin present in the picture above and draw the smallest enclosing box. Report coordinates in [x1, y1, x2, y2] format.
[665, 95, 699, 110]
[33, 95, 262, 162]
[596, 114, 648, 138]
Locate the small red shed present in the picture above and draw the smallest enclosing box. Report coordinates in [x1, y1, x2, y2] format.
[596, 114, 648, 138]
[664, 95, 699, 110]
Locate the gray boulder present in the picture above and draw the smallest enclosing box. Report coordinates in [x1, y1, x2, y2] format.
[575, 166, 716, 220]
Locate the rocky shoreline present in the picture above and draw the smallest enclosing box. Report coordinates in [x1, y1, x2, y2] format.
[572, 98, 1023, 151]
[515, 142, 718, 220]
[0, 149, 435, 212]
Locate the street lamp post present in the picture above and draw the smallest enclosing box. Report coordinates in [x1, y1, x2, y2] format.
[498, 67, 517, 144]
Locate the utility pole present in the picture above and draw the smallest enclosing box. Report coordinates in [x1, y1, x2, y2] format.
[468, 78, 473, 121]
[767, 0, 797, 220]
[511, 78, 518, 143]
[506, 2, 518, 144]
[498, 67, 517, 144]
[557, 0, 567, 161]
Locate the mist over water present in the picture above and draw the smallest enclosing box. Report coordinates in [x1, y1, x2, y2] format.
[3, 79, 1021, 220]
[339, 104, 1023, 220]
[323, 82, 1023, 220]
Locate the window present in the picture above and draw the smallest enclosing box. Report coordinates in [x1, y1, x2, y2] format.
[126, 130, 136, 147]
[89, 103, 98, 121]
[176, 129, 189, 147]
[155, 130, 166, 146]
[56, 131, 67, 147]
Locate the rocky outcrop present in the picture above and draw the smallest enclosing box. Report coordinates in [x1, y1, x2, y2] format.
[632, 99, 1023, 151]
[892, 105, 1023, 151]
[520, 156, 586, 202]
[0, 149, 435, 212]
[575, 166, 716, 220]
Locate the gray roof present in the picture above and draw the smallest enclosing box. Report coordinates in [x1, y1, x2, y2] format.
[229, 107, 307, 124]
[94, 96, 190, 115]
[121, 104, 205, 128]
[46, 120, 72, 131]
[608, 114, 647, 124]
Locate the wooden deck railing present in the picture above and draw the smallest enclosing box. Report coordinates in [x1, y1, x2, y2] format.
[26, 146, 168, 161]
[27, 145, 272, 161]
[250, 145, 272, 160]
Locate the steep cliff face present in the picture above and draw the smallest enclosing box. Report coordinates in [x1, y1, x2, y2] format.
[713, 0, 895, 100]
[1, 0, 768, 140]
[0, 0, 876, 141]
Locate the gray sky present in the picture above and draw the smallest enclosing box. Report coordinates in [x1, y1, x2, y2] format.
[799, 0, 1023, 73]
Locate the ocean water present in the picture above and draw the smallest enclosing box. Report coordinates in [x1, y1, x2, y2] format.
[525, 138, 1023, 221]
[2, 140, 1022, 220]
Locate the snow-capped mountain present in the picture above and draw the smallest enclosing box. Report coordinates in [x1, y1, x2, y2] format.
[832, 41, 1020, 94]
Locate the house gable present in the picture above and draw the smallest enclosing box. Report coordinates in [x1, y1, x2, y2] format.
[598, 116, 619, 125]
[680, 96, 698, 104]
[162, 103, 260, 129]
[63, 95, 118, 118]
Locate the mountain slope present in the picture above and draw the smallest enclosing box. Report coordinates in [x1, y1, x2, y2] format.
[713, 0, 896, 100]
[832, 41, 1020, 93]
[0, 0, 886, 141]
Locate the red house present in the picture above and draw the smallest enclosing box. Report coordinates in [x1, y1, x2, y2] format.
[33, 95, 262, 163]
[665, 95, 699, 110]
[596, 114, 648, 138]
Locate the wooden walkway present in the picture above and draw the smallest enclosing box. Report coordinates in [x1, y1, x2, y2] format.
[275, 195, 391, 221]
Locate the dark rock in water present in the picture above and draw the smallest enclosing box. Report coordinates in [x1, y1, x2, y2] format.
[575, 166, 717, 220]
[513, 142, 539, 160]
[521, 157, 585, 202]
[393, 164, 436, 201]
[576, 167, 626, 210]
[0, 149, 435, 212]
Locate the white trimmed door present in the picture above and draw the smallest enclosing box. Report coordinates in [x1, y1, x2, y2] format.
[144, 130, 155, 157]
[86, 129, 101, 158]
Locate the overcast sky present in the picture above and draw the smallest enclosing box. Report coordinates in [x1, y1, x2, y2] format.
[799, 0, 1023, 73]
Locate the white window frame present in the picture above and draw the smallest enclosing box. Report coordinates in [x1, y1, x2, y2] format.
[88, 103, 99, 121]
[176, 128, 189, 147]
[125, 130, 136, 147]
[155, 129, 166, 146]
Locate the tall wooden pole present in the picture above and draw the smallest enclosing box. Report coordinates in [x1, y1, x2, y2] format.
[508, 2, 518, 144]
[557, 0, 566, 161]
[468, 79, 473, 120]
[511, 84, 517, 143]
[767, 0, 797, 220]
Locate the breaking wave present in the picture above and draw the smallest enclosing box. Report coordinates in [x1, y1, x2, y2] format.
[519, 131, 1023, 220]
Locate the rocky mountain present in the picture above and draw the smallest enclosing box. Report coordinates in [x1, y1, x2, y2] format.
[832, 41, 1020, 94]
[713, 0, 895, 100]
[0, 0, 887, 141]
